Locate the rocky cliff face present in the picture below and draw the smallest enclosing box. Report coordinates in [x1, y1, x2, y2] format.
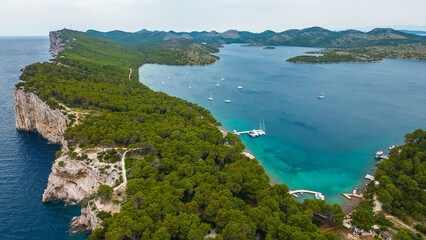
[71, 198, 120, 232]
[42, 149, 121, 205]
[14, 88, 68, 145]
[16, 31, 121, 232]
[49, 31, 71, 57]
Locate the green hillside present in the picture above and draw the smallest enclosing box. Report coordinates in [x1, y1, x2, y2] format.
[19, 30, 344, 240]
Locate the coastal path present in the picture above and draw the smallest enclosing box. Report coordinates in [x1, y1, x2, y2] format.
[113, 148, 145, 192]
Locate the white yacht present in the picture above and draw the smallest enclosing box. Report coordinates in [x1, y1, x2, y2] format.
[216, 81, 220, 87]
[292, 193, 299, 198]
[225, 99, 231, 103]
[389, 145, 395, 150]
[248, 130, 258, 137]
[238, 84, 243, 89]
[221, 76, 225, 81]
[315, 193, 325, 200]
[208, 91, 213, 101]
[317, 90, 325, 99]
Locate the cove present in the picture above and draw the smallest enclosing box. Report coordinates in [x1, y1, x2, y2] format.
[139, 44, 426, 204]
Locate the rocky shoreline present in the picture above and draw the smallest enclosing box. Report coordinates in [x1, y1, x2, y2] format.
[14, 33, 123, 232]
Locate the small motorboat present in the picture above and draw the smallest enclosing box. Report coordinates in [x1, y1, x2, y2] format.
[375, 151, 383, 159]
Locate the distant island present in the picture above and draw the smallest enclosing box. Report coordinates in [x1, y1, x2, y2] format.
[287, 44, 426, 63]
[263, 46, 276, 50]
[87, 27, 426, 63]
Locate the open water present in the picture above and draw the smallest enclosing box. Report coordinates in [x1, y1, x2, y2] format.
[140, 44, 426, 204]
[0, 37, 86, 239]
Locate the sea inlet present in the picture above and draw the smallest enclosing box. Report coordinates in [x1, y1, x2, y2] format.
[140, 44, 426, 204]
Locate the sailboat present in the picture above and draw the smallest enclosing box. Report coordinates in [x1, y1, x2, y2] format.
[238, 83, 243, 89]
[208, 91, 213, 101]
[221, 76, 225, 81]
[216, 81, 220, 87]
[317, 90, 325, 99]
[225, 99, 231, 103]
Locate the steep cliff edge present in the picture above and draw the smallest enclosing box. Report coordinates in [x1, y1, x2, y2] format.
[14, 32, 122, 232]
[14, 88, 68, 145]
[49, 30, 72, 57]
[42, 149, 121, 205]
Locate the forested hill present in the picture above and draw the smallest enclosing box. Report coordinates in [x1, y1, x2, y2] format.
[87, 27, 426, 48]
[374, 129, 426, 223]
[19, 29, 344, 239]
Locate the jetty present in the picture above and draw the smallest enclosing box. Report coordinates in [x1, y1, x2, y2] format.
[289, 190, 325, 200]
[233, 119, 266, 138]
[342, 188, 363, 200]
[365, 174, 375, 181]
[289, 190, 322, 195]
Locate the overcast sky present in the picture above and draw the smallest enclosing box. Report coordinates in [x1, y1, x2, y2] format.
[1, 0, 425, 36]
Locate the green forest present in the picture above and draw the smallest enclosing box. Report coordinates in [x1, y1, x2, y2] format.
[287, 44, 426, 63]
[18, 30, 345, 239]
[374, 129, 426, 223]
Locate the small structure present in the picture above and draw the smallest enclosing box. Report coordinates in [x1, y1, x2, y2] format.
[381, 231, 393, 240]
[343, 222, 352, 228]
[342, 188, 363, 200]
[365, 174, 375, 181]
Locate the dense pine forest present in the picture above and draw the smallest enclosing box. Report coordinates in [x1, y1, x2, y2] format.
[374, 129, 426, 223]
[18, 30, 345, 239]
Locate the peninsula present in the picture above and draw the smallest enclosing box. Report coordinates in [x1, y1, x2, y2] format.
[15, 29, 344, 239]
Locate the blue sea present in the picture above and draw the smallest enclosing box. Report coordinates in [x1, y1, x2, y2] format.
[1, 39, 426, 239]
[140, 44, 426, 204]
[0, 37, 86, 239]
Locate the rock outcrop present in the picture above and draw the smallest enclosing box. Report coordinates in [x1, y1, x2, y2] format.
[71, 198, 120, 232]
[15, 31, 121, 233]
[49, 30, 71, 57]
[42, 151, 121, 205]
[14, 88, 68, 145]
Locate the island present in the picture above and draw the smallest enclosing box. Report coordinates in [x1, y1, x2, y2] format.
[86, 27, 426, 63]
[15, 29, 344, 240]
[287, 44, 426, 63]
[263, 46, 276, 50]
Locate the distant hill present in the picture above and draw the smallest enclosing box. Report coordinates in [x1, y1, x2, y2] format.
[87, 27, 426, 48]
[399, 30, 426, 36]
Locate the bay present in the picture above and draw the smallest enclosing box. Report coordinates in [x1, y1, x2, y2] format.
[139, 44, 426, 204]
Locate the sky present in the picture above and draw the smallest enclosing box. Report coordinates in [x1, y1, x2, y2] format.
[1, 0, 425, 36]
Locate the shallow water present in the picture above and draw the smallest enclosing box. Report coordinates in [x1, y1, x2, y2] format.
[0, 37, 86, 239]
[140, 44, 426, 204]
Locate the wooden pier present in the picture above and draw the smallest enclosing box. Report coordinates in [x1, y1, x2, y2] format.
[289, 189, 322, 195]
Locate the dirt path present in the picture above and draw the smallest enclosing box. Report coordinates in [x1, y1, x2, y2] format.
[114, 149, 131, 191]
[113, 148, 145, 192]
[385, 214, 424, 238]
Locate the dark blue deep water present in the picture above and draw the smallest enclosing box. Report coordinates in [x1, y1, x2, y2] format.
[0, 37, 85, 239]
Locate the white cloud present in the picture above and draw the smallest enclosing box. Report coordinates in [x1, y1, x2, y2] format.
[0, 0, 425, 35]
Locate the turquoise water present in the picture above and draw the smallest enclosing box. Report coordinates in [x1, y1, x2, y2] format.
[139, 44, 426, 204]
[0, 37, 86, 239]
